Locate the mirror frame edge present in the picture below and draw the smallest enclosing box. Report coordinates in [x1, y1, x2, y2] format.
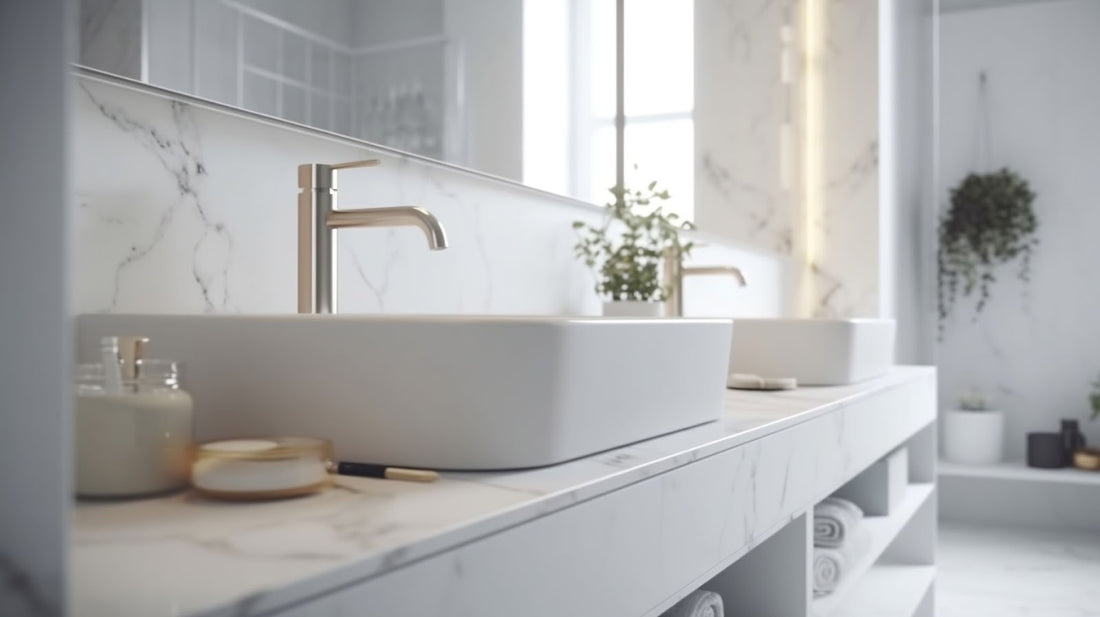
[73, 64, 607, 215]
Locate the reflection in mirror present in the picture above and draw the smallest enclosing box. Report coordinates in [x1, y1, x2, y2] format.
[79, 0, 693, 218]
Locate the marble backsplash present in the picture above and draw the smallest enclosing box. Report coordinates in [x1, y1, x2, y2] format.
[695, 0, 800, 257]
[74, 72, 794, 318]
[694, 0, 884, 319]
[810, 0, 882, 319]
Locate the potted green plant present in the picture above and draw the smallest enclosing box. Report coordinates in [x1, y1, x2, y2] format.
[573, 180, 694, 317]
[942, 389, 1004, 465]
[938, 168, 1039, 326]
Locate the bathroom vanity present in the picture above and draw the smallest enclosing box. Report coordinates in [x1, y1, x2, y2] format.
[71, 367, 936, 617]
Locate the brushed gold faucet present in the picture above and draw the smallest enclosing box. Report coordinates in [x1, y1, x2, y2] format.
[663, 249, 747, 317]
[297, 160, 448, 314]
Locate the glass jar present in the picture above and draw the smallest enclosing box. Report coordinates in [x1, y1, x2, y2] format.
[73, 359, 194, 498]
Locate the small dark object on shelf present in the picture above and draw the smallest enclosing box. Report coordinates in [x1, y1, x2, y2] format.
[1027, 432, 1067, 469]
[1061, 419, 1086, 466]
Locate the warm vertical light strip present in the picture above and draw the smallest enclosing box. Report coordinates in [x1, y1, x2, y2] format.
[800, 0, 825, 317]
[803, 0, 823, 270]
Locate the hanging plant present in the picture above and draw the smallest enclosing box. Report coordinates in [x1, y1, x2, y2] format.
[938, 168, 1039, 322]
[572, 180, 694, 302]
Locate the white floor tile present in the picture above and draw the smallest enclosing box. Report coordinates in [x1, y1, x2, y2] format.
[938, 521, 1100, 617]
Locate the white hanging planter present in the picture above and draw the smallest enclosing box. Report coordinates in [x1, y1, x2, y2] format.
[602, 300, 663, 318]
[942, 408, 1005, 465]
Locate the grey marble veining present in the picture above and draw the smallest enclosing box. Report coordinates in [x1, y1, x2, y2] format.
[80, 81, 234, 312]
[74, 72, 792, 318]
[70, 367, 934, 617]
[695, 0, 888, 319]
[695, 0, 799, 257]
[810, 0, 881, 318]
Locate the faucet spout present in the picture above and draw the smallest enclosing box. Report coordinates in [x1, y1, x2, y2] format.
[298, 161, 449, 314]
[663, 248, 747, 317]
[328, 206, 449, 250]
[682, 265, 747, 287]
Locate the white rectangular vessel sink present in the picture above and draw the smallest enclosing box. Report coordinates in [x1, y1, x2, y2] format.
[728, 318, 895, 386]
[77, 315, 732, 470]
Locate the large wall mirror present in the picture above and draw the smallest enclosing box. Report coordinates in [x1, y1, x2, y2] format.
[79, 0, 695, 218]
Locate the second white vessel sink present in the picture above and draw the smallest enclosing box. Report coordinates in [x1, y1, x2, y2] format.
[728, 318, 895, 386]
[77, 314, 732, 470]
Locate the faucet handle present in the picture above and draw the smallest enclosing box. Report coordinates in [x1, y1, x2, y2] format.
[331, 159, 382, 170]
[300, 159, 382, 191]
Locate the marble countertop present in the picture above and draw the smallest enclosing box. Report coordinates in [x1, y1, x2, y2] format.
[71, 366, 933, 617]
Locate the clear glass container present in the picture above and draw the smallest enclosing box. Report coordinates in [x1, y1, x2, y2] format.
[191, 437, 333, 500]
[73, 359, 194, 498]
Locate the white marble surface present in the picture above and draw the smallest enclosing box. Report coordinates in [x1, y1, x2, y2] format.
[74, 71, 793, 319]
[71, 366, 934, 617]
[694, 0, 889, 319]
[938, 522, 1100, 617]
[694, 0, 799, 256]
[810, 0, 882, 318]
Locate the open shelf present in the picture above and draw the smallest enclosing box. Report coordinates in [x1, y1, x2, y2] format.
[829, 564, 935, 617]
[939, 459, 1100, 486]
[811, 483, 935, 617]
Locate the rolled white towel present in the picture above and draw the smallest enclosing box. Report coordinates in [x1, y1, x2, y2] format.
[662, 589, 724, 617]
[814, 496, 864, 548]
[813, 526, 871, 597]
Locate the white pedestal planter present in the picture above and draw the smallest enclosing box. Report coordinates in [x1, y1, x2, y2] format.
[942, 409, 1004, 464]
[602, 301, 663, 317]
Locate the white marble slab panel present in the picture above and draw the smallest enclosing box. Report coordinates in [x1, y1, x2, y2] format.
[810, 0, 881, 318]
[695, 0, 800, 256]
[74, 72, 792, 318]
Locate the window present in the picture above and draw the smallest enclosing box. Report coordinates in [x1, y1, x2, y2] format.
[523, 1, 695, 220]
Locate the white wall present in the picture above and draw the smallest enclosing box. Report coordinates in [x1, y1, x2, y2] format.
[0, 2, 72, 616]
[938, 0, 1100, 457]
[885, 0, 938, 364]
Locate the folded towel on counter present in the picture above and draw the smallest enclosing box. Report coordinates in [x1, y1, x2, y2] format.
[661, 589, 724, 617]
[812, 527, 871, 597]
[813, 496, 864, 548]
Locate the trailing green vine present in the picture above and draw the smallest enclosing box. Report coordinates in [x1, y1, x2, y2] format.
[573, 181, 694, 302]
[938, 168, 1039, 324]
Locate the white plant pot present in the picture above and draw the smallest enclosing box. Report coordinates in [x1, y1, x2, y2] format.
[942, 408, 1005, 465]
[602, 300, 663, 318]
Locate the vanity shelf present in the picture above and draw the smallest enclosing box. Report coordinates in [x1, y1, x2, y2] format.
[70, 367, 937, 617]
[831, 563, 935, 617]
[812, 482, 935, 617]
[939, 460, 1100, 486]
[940, 459, 1100, 533]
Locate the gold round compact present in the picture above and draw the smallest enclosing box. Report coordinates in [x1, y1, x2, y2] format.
[1073, 448, 1100, 471]
[191, 437, 334, 500]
